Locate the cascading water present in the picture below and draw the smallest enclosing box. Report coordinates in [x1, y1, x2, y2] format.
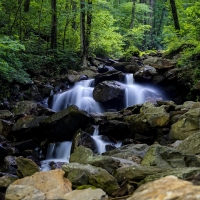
[51, 79, 103, 113]
[40, 141, 72, 171]
[91, 125, 122, 154]
[50, 73, 164, 113]
[123, 74, 163, 107]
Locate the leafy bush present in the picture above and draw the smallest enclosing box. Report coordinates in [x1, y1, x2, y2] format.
[0, 36, 30, 83]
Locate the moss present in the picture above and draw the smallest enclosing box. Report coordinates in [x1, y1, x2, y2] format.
[76, 185, 97, 190]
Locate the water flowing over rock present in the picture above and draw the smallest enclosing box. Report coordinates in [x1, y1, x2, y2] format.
[5, 169, 72, 200]
[127, 175, 200, 200]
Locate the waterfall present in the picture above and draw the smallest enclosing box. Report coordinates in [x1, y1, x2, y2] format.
[40, 141, 72, 171]
[91, 125, 122, 154]
[50, 74, 164, 113]
[51, 79, 104, 113]
[123, 74, 163, 107]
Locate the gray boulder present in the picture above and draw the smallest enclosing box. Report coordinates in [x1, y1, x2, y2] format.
[169, 108, 200, 140]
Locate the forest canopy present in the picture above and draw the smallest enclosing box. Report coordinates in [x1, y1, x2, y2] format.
[0, 0, 199, 99]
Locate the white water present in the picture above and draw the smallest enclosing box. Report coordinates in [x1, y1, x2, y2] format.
[123, 74, 163, 107]
[91, 125, 122, 154]
[40, 141, 72, 171]
[50, 74, 163, 113]
[51, 79, 103, 113]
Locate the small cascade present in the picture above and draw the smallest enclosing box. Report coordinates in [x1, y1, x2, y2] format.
[51, 79, 104, 113]
[40, 141, 72, 171]
[123, 74, 163, 107]
[92, 125, 122, 154]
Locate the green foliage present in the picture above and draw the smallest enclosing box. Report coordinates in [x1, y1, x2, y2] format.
[0, 36, 30, 83]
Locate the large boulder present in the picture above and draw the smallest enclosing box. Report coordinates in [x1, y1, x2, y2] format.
[134, 65, 158, 82]
[114, 165, 170, 183]
[99, 120, 130, 140]
[63, 188, 108, 200]
[169, 108, 200, 140]
[124, 102, 169, 143]
[112, 62, 130, 72]
[12, 101, 38, 117]
[94, 70, 124, 85]
[128, 175, 200, 200]
[141, 144, 200, 168]
[5, 169, 72, 200]
[62, 163, 120, 195]
[143, 56, 175, 70]
[41, 105, 92, 141]
[176, 131, 200, 154]
[11, 115, 48, 140]
[70, 146, 120, 174]
[141, 167, 200, 184]
[93, 81, 125, 103]
[0, 173, 18, 190]
[103, 143, 149, 161]
[16, 156, 40, 178]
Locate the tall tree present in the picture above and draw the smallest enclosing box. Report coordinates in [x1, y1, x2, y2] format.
[130, 0, 136, 29]
[170, 0, 180, 31]
[50, 0, 57, 49]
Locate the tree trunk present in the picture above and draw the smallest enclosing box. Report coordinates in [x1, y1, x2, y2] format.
[80, 0, 87, 67]
[50, 0, 57, 50]
[170, 0, 180, 31]
[130, 0, 136, 29]
[24, 0, 31, 12]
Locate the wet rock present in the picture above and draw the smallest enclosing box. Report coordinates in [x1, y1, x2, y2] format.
[169, 108, 200, 140]
[98, 65, 115, 73]
[94, 70, 124, 85]
[71, 130, 97, 154]
[70, 146, 93, 164]
[93, 81, 125, 103]
[112, 62, 130, 72]
[16, 156, 40, 178]
[134, 65, 157, 82]
[41, 105, 92, 141]
[99, 120, 130, 140]
[63, 188, 108, 200]
[5, 169, 72, 200]
[128, 175, 200, 200]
